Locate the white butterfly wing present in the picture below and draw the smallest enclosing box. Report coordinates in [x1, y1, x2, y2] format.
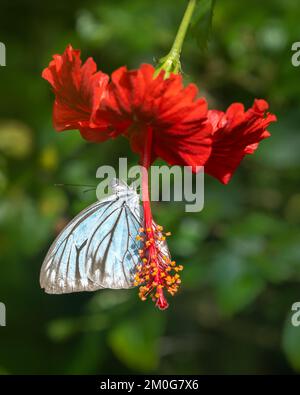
[40, 184, 143, 294]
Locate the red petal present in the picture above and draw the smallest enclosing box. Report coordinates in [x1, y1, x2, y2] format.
[205, 99, 276, 184]
[42, 45, 110, 139]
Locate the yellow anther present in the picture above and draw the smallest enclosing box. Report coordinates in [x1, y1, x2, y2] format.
[135, 223, 182, 306]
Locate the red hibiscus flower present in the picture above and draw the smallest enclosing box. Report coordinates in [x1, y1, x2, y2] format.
[42, 45, 277, 310]
[93, 64, 213, 309]
[90, 63, 214, 309]
[42, 45, 110, 142]
[42, 46, 214, 310]
[205, 99, 277, 184]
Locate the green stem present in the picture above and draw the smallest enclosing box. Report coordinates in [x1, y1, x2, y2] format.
[155, 0, 197, 77]
[170, 0, 197, 62]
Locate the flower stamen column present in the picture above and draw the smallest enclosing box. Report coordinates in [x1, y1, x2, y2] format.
[134, 126, 183, 310]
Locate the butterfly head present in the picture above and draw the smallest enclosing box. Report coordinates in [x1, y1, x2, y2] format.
[111, 178, 141, 210]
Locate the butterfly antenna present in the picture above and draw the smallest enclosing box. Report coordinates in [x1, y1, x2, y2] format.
[54, 183, 96, 189]
[83, 187, 97, 194]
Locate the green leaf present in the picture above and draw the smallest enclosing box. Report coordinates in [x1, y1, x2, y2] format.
[211, 253, 265, 315]
[190, 0, 216, 50]
[47, 315, 108, 342]
[108, 308, 166, 372]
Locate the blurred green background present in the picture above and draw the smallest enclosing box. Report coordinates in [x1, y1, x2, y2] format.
[0, 0, 300, 374]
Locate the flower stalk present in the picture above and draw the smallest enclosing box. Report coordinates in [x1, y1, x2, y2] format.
[155, 0, 197, 77]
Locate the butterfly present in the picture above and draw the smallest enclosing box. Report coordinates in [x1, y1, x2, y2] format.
[40, 179, 144, 294]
